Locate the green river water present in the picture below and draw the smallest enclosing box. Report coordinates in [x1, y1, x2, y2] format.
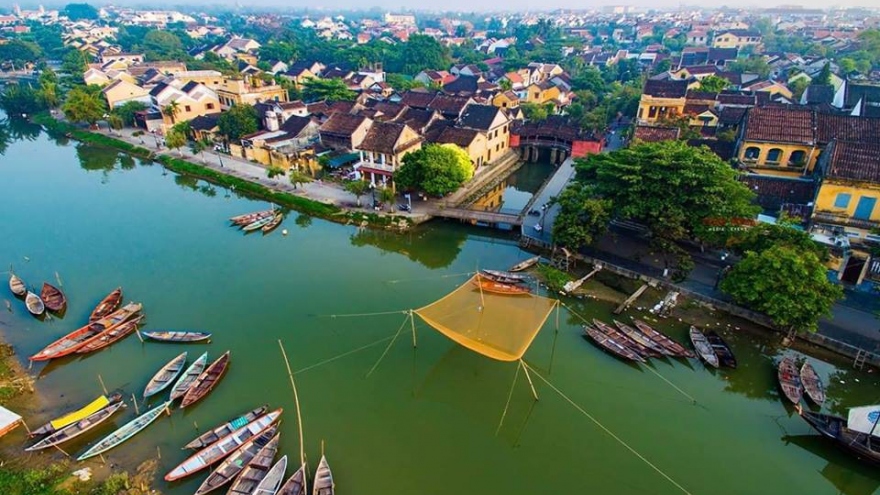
[1, 119, 880, 495]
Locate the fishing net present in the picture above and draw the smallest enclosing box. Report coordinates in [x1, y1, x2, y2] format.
[414, 275, 558, 362]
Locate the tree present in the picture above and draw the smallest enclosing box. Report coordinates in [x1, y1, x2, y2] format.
[697, 75, 730, 93]
[396, 34, 451, 74]
[816, 62, 832, 85]
[61, 49, 88, 75]
[551, 182, 612, 249]
[289, 169, 312, 189]
[378, 186, 396, 212]
[106, 114, 123, 135]
[521, 102, 550, 121]
[344, 180, 370, 206]
[217, 104, 259, 141]
[190, 138, 209, 162]
[386, 73, 417, 92]
[112, 101, 147, 126]
[498, 78, 513, 91]
[577, 140, 760, 250]
[720, 245, 843, 333]
[62, 3, 99, 20]
[728, 57, 771, 78]
[301, 78, 356, 103]
[788, 77, 810, 101]
[162, 102, 181, 125]
[395, 144, 473, 197]
[165, 129, 187, 157]
[172, 120, 192, 139]
[727, 222, 827, 260]
[0, 83, 46, 116]
[38, 80, 59, 109]
[142, 30, 185, 60]
[62, 87, 106, 127]
[0, 40, 42, 68]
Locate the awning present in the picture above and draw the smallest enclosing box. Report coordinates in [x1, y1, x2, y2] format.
[325, 152, 360, 168]
[848, 405, 880, 437]
[0, 405, 23, 437]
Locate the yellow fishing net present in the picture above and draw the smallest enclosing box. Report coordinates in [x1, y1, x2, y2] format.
[414, 275, 558, 362]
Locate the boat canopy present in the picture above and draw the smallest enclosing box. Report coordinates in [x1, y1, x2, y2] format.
[414, 275, 558, 362]
[50, 395, 110, 430]
[0, 405, 23, 437]
[848, 405, 880, 437]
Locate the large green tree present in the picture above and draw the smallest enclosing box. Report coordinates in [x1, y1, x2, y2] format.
[720, 245, 842, 333]
[727, 221, 827, 260]
[301, 78, 356, 103]
[0, 83, 46, 116]
[217, 104, 259, 141]
[577, 140, 760, 247]
[112, 101, 148, 126]
[728, 57, 771, 78]
[62, 3, 99, 20]
[0, 40, 42, 67]
[551, 182, 612, 249]
[62, 87, 106, 126]
[395, 144, 473, 197]
[697, 75, 730, 93]
[142, 30, 186, 60]
[395, 34, 452, 75]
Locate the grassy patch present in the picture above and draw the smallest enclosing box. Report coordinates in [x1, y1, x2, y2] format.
[535, 264, 572, 292]
[0, 464, 135, 495]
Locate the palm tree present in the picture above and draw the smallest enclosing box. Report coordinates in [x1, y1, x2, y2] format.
[162, 102, 181, 125]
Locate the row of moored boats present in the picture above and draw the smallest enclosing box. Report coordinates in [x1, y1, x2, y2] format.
[8, 272, 67, 316]
[230, 209, 285, 234]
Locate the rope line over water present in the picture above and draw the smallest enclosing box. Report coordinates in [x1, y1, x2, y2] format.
[560, 301, 698, 405]
[366, 315, 410, 378]
[521, 361, 694, 495]
[315, 309, 409, 319]
[294, 335, 396, 375]
[384, 272, 475, 284]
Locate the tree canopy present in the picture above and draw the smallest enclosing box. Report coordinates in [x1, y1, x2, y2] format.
[395, 144, 473, 197]
[217, 104, 259, 140]
[62, 3, 99, 21]
[301, 78, 356, 103]
[394, 34, 452, 75]
[551, 182, 612, 249]
[0, 83, 46, 116]
[697, 75, 730, 93]
[0, 40, 42, 67]
[727, 221, 827, 261]
[576, 140, 760, 247]
[62, 86, 106, 126]
[720, 245, 842, 333]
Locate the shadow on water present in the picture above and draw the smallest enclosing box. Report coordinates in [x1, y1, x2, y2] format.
[0, 115, 42, 156]
[782, 434, 880, 495]
[349, 224, 471, 270]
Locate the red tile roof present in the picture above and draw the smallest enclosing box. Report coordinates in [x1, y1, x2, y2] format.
[825, 140, 880, 183]
[742, 106, 815, 144]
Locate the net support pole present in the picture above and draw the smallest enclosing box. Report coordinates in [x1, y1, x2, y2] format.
[409, 310, 417, 348]
[555, 300, 560, 333]
[519, 359, 539, 401]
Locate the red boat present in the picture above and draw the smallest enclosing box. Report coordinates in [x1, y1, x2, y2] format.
[30, 303, 143, 361]
[471, 275, 531, 295]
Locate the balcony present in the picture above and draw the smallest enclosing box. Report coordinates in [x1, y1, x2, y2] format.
[813, 211, 880, 231]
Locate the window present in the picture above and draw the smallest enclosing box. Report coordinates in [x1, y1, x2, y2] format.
[744, 147, 760, 161]
[788, 150, 806, 166]
[833, 193, 851, 209]
[206, 103, 214, 110]
[184, 105, 191, 112]
[766, 148, 782, 163]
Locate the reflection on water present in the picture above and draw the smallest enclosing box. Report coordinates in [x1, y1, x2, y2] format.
[782, 434, 880, 495]
[350, 224, 469, 269]
[471, 160, 556, 214]
[0, 115, 42, 155]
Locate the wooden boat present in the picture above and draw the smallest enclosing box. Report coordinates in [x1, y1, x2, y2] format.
[243, 215, 277, 232]
[481, 269, 529, 282]
[183, 405, 269, 450]
[144, 352, 188, 399]
[593, 319, 657, 358]
[194, 428, 280, 495]
[584, 325, 645, 363]
[262, 213, 284, 233]
[227, 434, 282, 495]
[471, 275, 531, 296]
[689, 327, 719, 368]
[30, 302, 143, 361]
[9, 273, 26, 296]
[633, 320, 695, 358]
[278, 463, 307, 495]
[77, 401, 171, 460]
[40, 282, 66, 312]
[25, 401, 127, 451]
[165, 408, 282, 481]
[75, 316, 144, 354]
[705, 331, 737, 368]
[796, 404, 880, 465]
[312, 455, 334, 495]
[231, 209, 274, 225]
[801, 361, 826, 405]
[509, 256, 540, 272]
[141, 330, 211, 343]
[169, 352, 209, 401]
[613, 320, 667, 356]
[29, 393, 122, 437]
[180, 351, 230, 408]
[255, 455, 289, 495]
[25, 291, 45, 316]
[778, 356, 803, 404]
[89, 287, 122, 322]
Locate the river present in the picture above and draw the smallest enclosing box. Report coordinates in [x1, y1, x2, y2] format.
[1, 118, 879, 495]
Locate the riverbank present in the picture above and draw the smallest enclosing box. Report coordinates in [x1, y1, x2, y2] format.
[31, 113, 418, 232]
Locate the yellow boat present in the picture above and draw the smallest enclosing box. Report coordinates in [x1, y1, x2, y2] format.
[29, 394, 121, 437]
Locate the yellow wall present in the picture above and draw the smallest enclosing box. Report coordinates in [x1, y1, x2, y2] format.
[712, 34, 761, 49]
[162, 97, 221, 130]
[637, 95, 686, 123]
[815, 182, 880, 223]
[481, 122, 510, 165]
[525, 84, 560, 104]
[492, 92, 518, 109]
[739, 140, 817, 174]
[217, 80, 288, 109]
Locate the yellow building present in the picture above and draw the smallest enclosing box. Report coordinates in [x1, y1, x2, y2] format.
[491, 90, 520, 109]
[458, 104, 511, 165]
[813, 140, 880, 238]
[712, 30, 762, 50]
[737, 106, 818, 177]
[216, 77, 288, 110]
[524, 81, 561, 105]
[102, 79, 151, 108]
[169, 70, 224, 89]
[637, 79, 688, 124]
[150, 80, 221, 131]
[354, 122, 423, 187]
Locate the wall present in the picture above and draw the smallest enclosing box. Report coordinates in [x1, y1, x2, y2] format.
[637, 95, 686, 123]
[571, 139, 603, 158]
[815, 181, 880, 229]
[739, 140, 817, 174]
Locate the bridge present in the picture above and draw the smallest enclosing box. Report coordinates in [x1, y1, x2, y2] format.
[510, 116, 604, 163]
[426, 206, 523, 227]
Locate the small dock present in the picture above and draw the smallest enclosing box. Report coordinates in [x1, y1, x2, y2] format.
[614, 284, 649, 315]
[427, 207, 523, 227]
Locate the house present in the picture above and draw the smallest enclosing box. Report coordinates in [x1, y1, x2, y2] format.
[712, 30, 762, 51]
[216, 77, 287, 110]
[102, 79, 151, 108]
[99, 52, 144, 65]
[266, 60, 289, 75]
[149, 80, 220, 131]
[256, 100, 309, 130]
[280, 65, 318, 88]
[319, 113, 373, 150]
[413, 70, 454, 87]
[353, 122, 423, 187]
[443, 75, 481, 95]
[233, 115, 321, 169]
[844, 81, 880, 118]
[83, 68, 111, 86]
[525, 81, 561, 105]
[492, 90, 520, 109]
[457, 104, 511, 165]
[431, 125, 488, 168]
[636, 79, 688, 123]
[212, 37, 261, 60]
[189, 113, 221, 142]
[450, 64, 483, 78]
[427, 94, 473, 119]
[687, 30, 708, 46]
[498, 71, 527, 91]
[167, 70, 224, 89]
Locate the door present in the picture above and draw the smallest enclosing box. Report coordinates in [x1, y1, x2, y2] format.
[854, 196, 877, 220]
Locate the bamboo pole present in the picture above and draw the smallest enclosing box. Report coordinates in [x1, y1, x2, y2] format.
[131, 394, 139, 415]
[97, 374, 108, 395]
[409, 310, 417, 348]
[278, 340, 306, 471]
[519, 360, 539, 401]
[52, 443, 70, 457]
[135, 329, 144, 343]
